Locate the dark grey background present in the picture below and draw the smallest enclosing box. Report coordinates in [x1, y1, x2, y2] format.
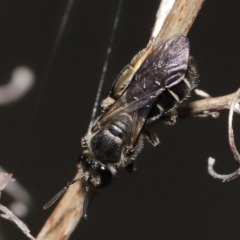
[0, 0, 240, 239]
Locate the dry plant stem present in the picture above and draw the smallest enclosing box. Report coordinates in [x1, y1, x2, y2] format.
[151, 0, 175, 37]
[228, 88, 240, 162]
[0, 67, 35, 105]
[170, 91, 240, 118]
[208, 157, 240, 182]
[37, 1, 205, 239]
[154, 0, 205, 48]
[0, 166, 33, 218]
[37, 172, 85, 240]
[0, 173, 14, 192]
[0, 173, 35, 240]
[0, 205, 36, 240]
[208, 89, 240, 181]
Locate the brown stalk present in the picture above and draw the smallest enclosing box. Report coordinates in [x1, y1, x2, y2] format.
[171, 90, 239, 118]
[37, 172, 85, 240]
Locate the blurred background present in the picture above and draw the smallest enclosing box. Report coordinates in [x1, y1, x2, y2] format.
[0, 0, 240, 239]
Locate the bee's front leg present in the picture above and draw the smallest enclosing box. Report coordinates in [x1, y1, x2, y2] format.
[101, 96, 115, 112]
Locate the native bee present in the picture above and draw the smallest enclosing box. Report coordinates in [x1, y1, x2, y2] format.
[44, 34, 198, 217]
[77, 34, 199, 214]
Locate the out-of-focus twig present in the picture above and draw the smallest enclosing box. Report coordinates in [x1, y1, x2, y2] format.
[228, 88, 240, 162]
[0, 173, 14, 192]
[0, 172, 35, 240]
[0, 67, 35, 105]
[0, 166, 33, 218]
[0, 205, 35, 240]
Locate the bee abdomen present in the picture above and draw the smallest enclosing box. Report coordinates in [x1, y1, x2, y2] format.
[147, 58, 199, 123]
[146, 80, 189, 123]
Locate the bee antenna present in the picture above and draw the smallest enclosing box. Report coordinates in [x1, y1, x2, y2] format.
[90, 0, 123, 122]
[43, 175, 85, 210]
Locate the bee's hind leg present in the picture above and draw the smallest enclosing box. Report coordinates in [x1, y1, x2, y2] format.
[125, 161, 137, 173]
[143, 128, 160, 147]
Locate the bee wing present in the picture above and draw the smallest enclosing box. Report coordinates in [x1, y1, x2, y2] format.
[98, 35, 189, 146]
[136, 34, 189, 89]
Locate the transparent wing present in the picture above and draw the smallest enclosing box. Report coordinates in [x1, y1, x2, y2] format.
[98, 35, 190, 146]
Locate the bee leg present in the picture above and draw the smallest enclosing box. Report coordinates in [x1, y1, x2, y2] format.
[82, 187, 96, 219]
[125, 161, 137, 173]
[82, 187, 90, 219]
[143, 128, 160, 147]
[160, 115, 177, 125]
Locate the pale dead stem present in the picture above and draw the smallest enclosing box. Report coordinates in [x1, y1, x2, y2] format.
[207, 89, 240, 181]
[37, 172, 85, 240]
[165, 88, 240, 180]
[36, 1, 211, 239]
[171, 90, 240, 118]
[0, 172, 36, 240]
[153, 0, 205, 44]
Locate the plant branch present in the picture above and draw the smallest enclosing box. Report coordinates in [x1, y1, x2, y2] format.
[207, 89, 240, 181]
[153, 0, 205, 47]
[37, 172, 85, 240]
[0, 172, 35, 240]
[169, 90, 240, 118]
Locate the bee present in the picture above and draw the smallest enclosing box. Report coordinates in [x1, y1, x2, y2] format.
[44, 34, 199, 218]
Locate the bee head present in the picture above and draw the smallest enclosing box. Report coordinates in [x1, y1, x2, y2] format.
[77, 154, 112, 190]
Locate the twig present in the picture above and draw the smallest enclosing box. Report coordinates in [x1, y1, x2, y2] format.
[169, 90, 240, 118]
[0, 67, 35, 105]
[208, 157, 240, 182]
[151, 0, 175, 37]
[0, 172, 35, 240]
[37, 172, 86, 240]
[207, 89, 240, 181]
[228, 88, 240, 162]
[0, 205, 36, 240]
[0, 165, 33, 218]
[154, 0, 205, 48]
[37, 1, 205, 239]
